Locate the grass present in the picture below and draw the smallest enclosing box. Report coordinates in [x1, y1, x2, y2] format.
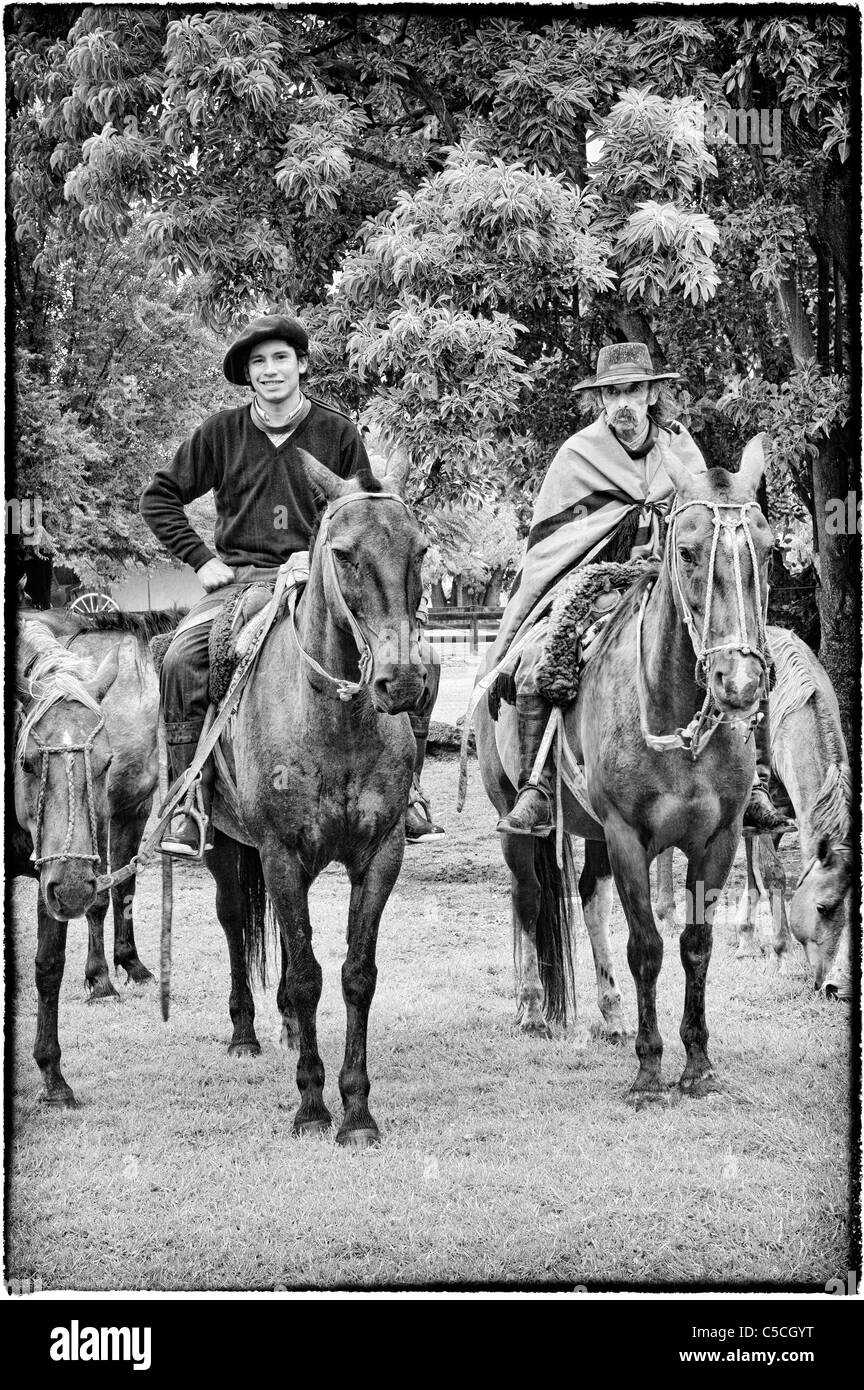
[5, 754, 854, 1291]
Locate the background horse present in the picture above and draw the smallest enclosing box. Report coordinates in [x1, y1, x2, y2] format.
[199, 452, 429, 1147]
[733, 628, 852, 992]
[16, 608, 182, 996]
[654, 627, 853, 997]
[476, 437, 774, 1099]
[14, 621, 119, 1103]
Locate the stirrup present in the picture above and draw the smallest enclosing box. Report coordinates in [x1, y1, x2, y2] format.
[160, 775, 212, 860]
[497, 782, 555, 838]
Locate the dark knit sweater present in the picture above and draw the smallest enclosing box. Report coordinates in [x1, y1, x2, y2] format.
[139, 400, 369, 571]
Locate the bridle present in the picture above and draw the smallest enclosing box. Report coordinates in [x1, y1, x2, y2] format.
[288, 490, 418, 701]
[636, 497, 772, 758]
[19, 709, 106, 872]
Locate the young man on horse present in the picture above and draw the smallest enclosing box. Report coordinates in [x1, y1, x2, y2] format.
[495, 342, 788, 838]
[140, 313, 443, 855]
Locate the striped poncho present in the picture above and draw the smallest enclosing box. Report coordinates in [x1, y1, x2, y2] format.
[488, 414, 706, 668]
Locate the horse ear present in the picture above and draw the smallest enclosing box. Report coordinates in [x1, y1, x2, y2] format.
[660, 448, 694, 498]
[738, 433, 766, 492]
[296, 447, 343, 503]
[382, 442, 411, 497]
[81, 644, 120, 704]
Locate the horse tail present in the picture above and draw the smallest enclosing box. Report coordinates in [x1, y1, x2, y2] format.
[234, 841, 272, 988]
[532, 834, 577, 1025]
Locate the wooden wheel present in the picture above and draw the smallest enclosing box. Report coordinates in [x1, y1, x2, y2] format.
[68, 591, 119, 615]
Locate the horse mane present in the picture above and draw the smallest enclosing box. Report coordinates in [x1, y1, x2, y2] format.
[590, 567, 661, 663]
[16, 621, 103, 762]
[809, 762, 853, 865]
[70, 608, 187, 641]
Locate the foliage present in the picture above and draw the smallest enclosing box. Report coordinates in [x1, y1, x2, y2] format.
[5, 4, 856, 673]
[422, 500, 521, 591]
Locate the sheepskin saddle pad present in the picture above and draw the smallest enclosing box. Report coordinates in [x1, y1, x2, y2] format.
[207, 585, 275, 704]
[533, 559, 657, 707]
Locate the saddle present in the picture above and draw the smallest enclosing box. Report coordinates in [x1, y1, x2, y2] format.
[488, 560, 656, 716]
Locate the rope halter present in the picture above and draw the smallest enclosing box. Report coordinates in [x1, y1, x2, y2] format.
[24, 713, 106, 872]
[289, 489, 417, 701]
[666, 497, 771, 688]
[637, 496, 771, 759]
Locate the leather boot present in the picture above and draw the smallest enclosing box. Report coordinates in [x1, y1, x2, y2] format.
[405, 731, 445, 843]
[743, 699, 794, 833]
[496, 693, 555, 837]
[161, 738, 214, 858]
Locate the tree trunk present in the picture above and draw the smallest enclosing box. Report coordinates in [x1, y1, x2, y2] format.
[810, 428, 860, 765]
[775, 276, 816, 368]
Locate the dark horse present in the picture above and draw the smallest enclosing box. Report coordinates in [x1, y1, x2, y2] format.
[201, 452, 428, 1146]
[16, 606, 183, 998]
[14, 621, 121, 1103]
[476, 437, 774, 1098]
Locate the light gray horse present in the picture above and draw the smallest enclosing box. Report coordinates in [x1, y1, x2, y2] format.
[655, 627, 852, 997]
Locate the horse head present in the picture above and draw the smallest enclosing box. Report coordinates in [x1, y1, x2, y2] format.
[663, 434, 775, 720]
[298, 447, 429, 715]
[789, 762, 852, 993]
[15, 623, 119, 920]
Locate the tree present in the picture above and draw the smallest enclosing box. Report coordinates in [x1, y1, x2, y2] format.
[6, 7, 857, 746]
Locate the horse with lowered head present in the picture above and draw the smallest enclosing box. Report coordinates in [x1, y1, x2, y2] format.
[477, 435, 776, 1100]
[200, 451, 429, 1146]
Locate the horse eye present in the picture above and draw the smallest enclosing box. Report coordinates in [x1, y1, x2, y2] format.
[331, 549, 353, 566]
[678, 546, 694, 565]
[816, 902, 837, 918]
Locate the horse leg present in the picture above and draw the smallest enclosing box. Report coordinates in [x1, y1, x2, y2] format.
[110, 799, 156, 985]
[277, 937, 300, 1052]
[84, 892, 120, 1001]
[605, 822, 664, 1099]
[261, 850, 331, 1136]
[338, 824, 406, 1147]
[34, 896, 76, 1105]
[654, 848, 679, 935]
[580, 841, 628, 1040]
[734, 837, 765, 958]
[761, 836, 791, 976]
[679, 828, 739, 1096]
[208, 831, 261, 1056]
[500, 831, 549, 1037]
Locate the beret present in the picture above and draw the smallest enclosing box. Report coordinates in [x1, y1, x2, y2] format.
[223, 315, 309, 385]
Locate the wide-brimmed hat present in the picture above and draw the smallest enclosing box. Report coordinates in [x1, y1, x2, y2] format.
[573, 342, 680, 391]
[223, 315, 309, 385]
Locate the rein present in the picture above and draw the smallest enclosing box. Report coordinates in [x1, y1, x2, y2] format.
[637, 498, 770, 759]
[288, 489, 413, 701]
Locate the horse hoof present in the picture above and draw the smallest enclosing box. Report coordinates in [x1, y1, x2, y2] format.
[124, 963, 156, 985]
[293, 1118, 331, 1139]
[40, 1088, 78, 1109]
[336, 1126, 381, 1150]
[228, 1040, 261, 1058]
[679, 1072, 721, 1099]
[86, 980, 121, 1003]
[518, 1017, 552, 1039]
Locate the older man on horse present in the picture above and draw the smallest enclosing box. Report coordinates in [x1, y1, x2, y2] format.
[495, 342, 788, 838]
[140, 313, 443, 856]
